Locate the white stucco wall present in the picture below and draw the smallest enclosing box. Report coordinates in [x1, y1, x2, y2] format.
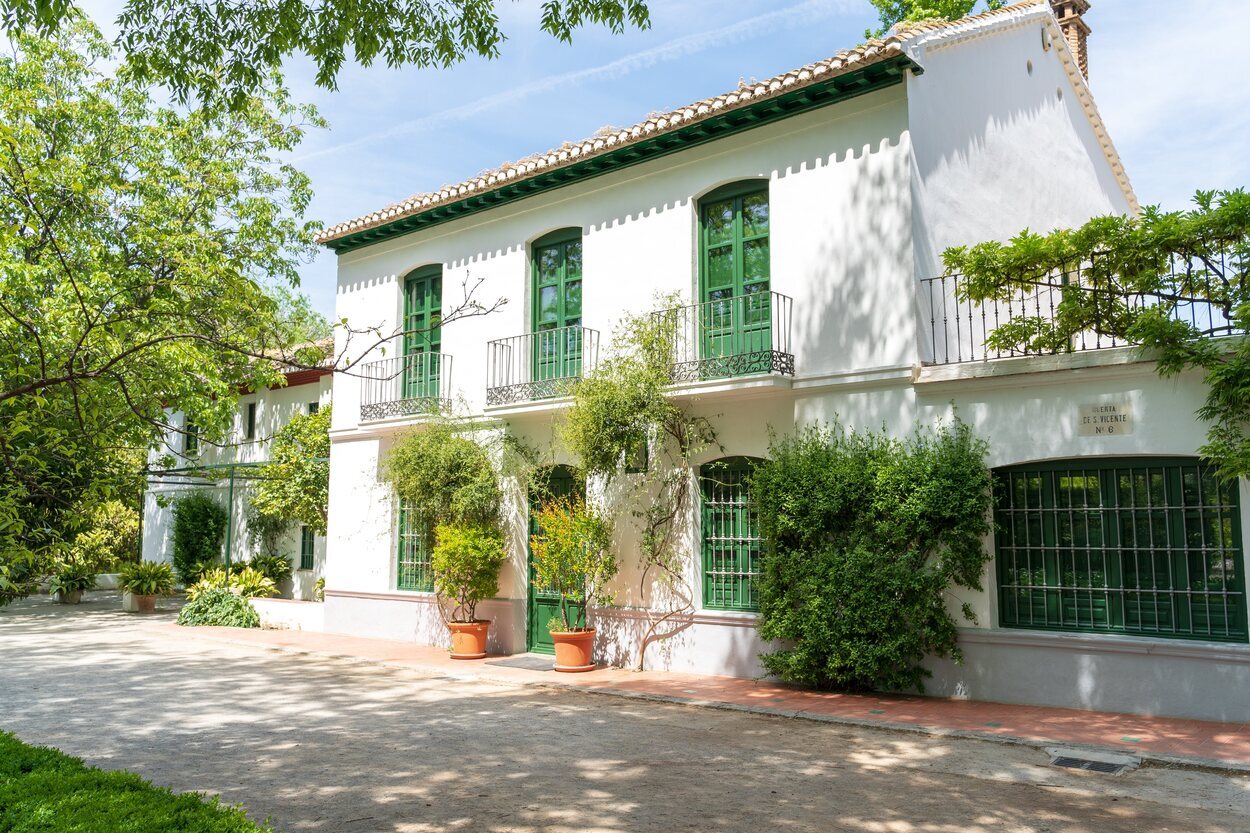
[141, 374, 331, 598]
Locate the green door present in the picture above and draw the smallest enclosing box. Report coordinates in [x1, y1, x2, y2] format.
[699, 183, 771, 375]
[527, 465, 583, 653]
[403, 266, 442, 399]
[531, 230, 583, 387]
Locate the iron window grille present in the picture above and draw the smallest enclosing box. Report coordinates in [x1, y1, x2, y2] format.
[700, 457, 763, 612]
[995, 458, 1247, 642]
[396, 499, 433, 592]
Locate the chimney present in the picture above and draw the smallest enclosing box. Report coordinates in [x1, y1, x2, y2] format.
[1050, 0, 1091, 79]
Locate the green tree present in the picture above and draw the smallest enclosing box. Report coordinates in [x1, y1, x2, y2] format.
[2, 1, 650, 107]
[171, 493, 228, 584]
[250, 406, 332, 534]
[944, 189, 1250, 481]
[0, 22, 322, 596]
[866, 0, 1004, 37]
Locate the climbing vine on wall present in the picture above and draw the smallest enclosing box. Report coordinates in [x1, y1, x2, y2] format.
[561, 294, 720, 669]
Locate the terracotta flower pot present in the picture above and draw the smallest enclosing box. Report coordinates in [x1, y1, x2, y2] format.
[133, 594, 157, 614]
[448, 620, 490, 660]
[551, 628, 596, 672]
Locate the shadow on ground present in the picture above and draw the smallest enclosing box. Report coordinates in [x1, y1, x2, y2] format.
[1, 593, 1245, 833]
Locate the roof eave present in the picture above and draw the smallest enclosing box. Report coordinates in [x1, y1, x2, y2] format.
[322, 53, 920, 255]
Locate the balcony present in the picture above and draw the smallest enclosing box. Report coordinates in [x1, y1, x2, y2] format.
[656, 291, 794, 383]
[359, 353, 452, 421]
[486, 325, 601, 406]
[919, 245, 1244, 365]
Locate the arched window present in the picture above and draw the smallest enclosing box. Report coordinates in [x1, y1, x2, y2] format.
[401, 264, 442, 399]
[700, 456, 763, 612]
[530, 229, 584, 385]
[698, 182, 772, 374]
[995, 457, 1245, 641]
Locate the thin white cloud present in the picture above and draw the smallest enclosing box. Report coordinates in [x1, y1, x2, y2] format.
[294, 0, 858, 164]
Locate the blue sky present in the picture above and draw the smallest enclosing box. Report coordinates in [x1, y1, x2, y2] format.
[82, 1, 1250, 316]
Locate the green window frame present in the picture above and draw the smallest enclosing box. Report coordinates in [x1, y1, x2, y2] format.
[531, 228, 584, 384]
[299, 526, 315, 571]
[698, 181, 771, 368]
[184, 422, 199, 456]
[700, 456, 762, 612]
[396, 499, 433, 592]
[995, 457, 1247, 642]
[244, 402, 257, 441]
[402, 265, 442, 400]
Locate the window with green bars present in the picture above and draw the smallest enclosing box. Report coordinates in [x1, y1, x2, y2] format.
[299, 526, 315, 571]
[995, 458, 1247, 642]
[700, 457, 762, 612]
[396, 500, 433, 592]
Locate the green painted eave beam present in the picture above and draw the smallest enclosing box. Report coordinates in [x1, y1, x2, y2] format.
[327, 54, 920, 254]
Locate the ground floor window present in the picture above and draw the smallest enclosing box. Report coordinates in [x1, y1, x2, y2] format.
[995, 457, 1246, 642]
[299, 526, 315, 571]
[396, 500, 433, 592]
[700, 457, 762, 612]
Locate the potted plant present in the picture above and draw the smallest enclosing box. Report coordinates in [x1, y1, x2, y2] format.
[431, 522, 507, 659]
[49, 563, 97, 605]
[529, 496, 616, 672]
[118, 561, 176, 613]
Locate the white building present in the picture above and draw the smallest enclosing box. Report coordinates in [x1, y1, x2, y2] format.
[316, 0, 1249, 721]
[141, 367, 332, 601]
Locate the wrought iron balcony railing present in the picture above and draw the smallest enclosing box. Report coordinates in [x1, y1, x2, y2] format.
[919, 244, 1245, 365]
[486, 325, 601, 406]
[655, 291, 794, 383]
[359, 353, 452, 421]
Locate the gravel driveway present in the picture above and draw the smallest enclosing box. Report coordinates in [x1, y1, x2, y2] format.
[2, 592, 1247, 832]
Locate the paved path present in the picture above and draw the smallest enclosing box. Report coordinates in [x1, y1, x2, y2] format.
[3, 593, 1249, 833]
[184, 611, 1250, 771]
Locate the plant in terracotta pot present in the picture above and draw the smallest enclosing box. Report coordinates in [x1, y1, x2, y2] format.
[529, 495, 616, 672]
[117, 561, 175, 613]
[49, 563, 97, 605]
[432, 522, 507, 659]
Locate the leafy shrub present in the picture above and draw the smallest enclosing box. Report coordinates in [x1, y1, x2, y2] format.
[383, 422, 501, 528]
[752, 420, 992, 693]
[313, 577, 325, 602]
[251, 406, 331, 534]
[243, 507, 292, 557]
[187, 567, 275, 600]
[69, 499, 140, 572]
[49, 563, 96, 598]
[171, 493, 227, 584]
[248, 553, 293, 583]
[186, 568, 229, 601]
[118, 561, 176, 596]
[177, 588, 261, 628]
[0, 731, 271, 831]
[529, 496, 615, 632]
[432, 522, 506, 623]
[230, 567, 277, 598]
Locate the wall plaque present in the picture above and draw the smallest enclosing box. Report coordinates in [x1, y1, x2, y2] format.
[1078, 402, 1133, 437]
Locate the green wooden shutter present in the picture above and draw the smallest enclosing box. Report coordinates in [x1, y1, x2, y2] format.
[699, 183, 771, 369]
[402, 266, 442, 400]
[700, 457, 762, 612]
[531, 230, 583, 384]
[995, 458, 1246, 642]
[299, 526, 315, 571]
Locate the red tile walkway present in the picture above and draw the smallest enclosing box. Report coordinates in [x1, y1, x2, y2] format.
[168, 624, 1250, 772]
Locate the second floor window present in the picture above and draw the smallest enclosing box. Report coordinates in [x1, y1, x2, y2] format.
[531, 228, 583, 383]
[184, 422, 199, 456]
[699, 181, 772, 367]
[244, 402, 257, 440]
[402, 265, 442, 400]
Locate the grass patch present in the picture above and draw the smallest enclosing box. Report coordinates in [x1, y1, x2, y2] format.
[0, 731, 271, 832]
